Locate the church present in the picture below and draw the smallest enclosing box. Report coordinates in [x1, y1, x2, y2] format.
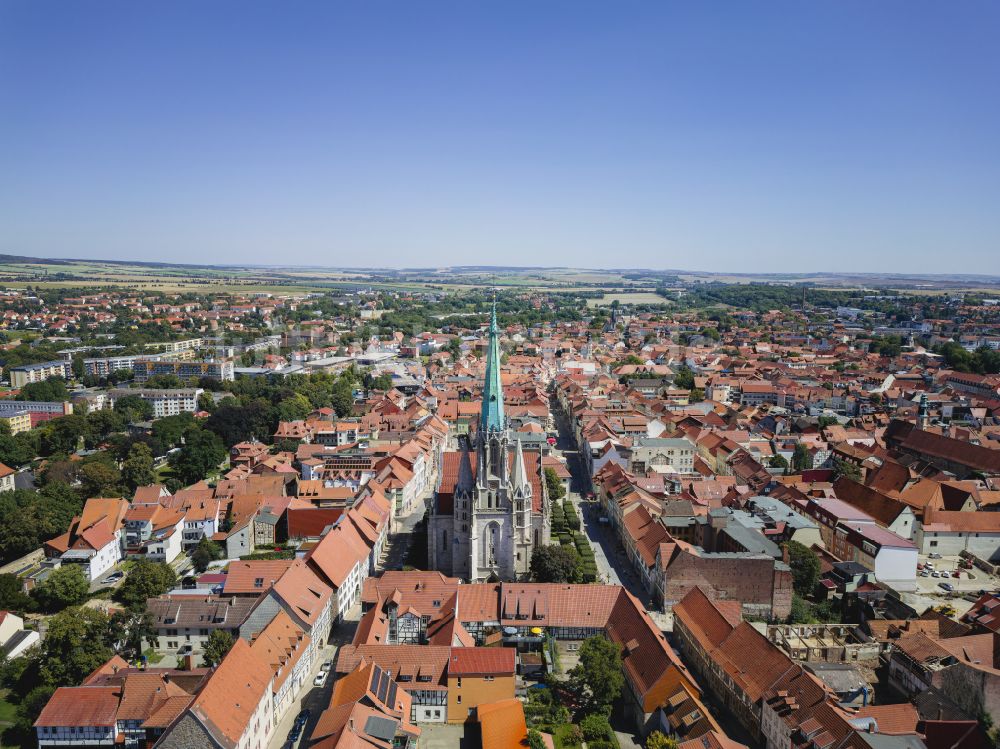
[428, 304, 550, 582]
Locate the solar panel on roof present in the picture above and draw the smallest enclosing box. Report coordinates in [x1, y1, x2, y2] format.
[370, 667, 382, 694]
[376, 669, 390, 703]
[364, 716, 398, 742]
[387, 681, 398, 708]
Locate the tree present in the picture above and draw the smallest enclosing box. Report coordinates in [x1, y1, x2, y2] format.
[113, 394, 155, 423]
[202, 630, 234, 667]
[672, 365, 695, 390]
[580, 713, 612, 742]
[121, 442, 155, 492]
[787, 594, 815, 624]
[527, 729, 546, 749]
[769, 454, 789, 470]
[817, 415, 839, 428]
[191, 538, 224, 573]
[530, 545, 581, 584]
[0, 573, 34, 612]
[197, 391, 216, 413]
[831, 457, 862, 482]
[785, 540, 820, 596]
[791, 443, 814, 473]
[169, 428, 226, 484]
[116, 561, 177, 612]
[36, 606, 114, 686]
[79, 460, 122, 498]
[31, 564, 89, 612]
[544, 467, 566, 501]
[277, 393, 312, 422]
[569, 635, 624, 710]
[330, 377, 355, 417]
[646, 731, 679, 749]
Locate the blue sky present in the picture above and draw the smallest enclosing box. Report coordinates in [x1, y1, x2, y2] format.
[1, 2, 998, 273]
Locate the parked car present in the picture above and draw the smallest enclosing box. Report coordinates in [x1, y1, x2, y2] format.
[928, 552, 943, 559]
[320, 660, 332, 672]
[294, 709, 310, 727]
[931, 571, 941, 578]
[919, 570, 930, 577]
[313, 672, 328, 687]
[104, 571, 124, 584]
[924, 561, 936, 570]
[939, 582, 955, 592]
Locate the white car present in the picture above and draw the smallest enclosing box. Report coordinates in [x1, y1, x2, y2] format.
[320, 660, 332, 672]
[919, 570, 930, 577]
[928, 552, 943, 559]
[313, 672, 328, 687]
[931, 571, 941, 578]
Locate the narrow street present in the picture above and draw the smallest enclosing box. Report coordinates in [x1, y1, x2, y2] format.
[267, 606, 362, 749]
[550, 396, 652, 608]
[381, 494, 429, 571]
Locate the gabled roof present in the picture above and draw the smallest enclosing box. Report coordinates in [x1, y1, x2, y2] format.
[188, 638, 273, 749]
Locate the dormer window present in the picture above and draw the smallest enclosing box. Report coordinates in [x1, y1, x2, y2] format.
[254, 578, 264, 588]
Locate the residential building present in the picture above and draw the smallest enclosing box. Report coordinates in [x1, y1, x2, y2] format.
[9, 360, 70, 388]
[132, 358, 234, 383]
[107, 387, 204, 418]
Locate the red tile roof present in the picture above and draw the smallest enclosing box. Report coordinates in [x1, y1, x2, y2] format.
[35, 686, 120, 727]
[448, 647, 516, 676]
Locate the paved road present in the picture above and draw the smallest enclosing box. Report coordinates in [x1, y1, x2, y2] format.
[550, 396, 652, 607]
[381, 496, 429, 571]
[268, 606, 362, 749]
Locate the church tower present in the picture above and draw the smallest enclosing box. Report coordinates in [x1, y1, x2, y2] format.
[445, 299, 539, 581]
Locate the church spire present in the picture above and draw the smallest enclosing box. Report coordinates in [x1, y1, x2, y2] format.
[480, 294, 505, 433]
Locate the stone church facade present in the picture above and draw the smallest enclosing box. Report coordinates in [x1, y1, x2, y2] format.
[428, 305, 549, 581]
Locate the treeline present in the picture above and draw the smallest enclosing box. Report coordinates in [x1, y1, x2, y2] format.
[666, 283, 914, 315]
[936, 342, 1000, 374]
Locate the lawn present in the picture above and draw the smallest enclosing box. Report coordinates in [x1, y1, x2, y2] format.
[0, 691, 15, 726]
[553, 724, 583, 749]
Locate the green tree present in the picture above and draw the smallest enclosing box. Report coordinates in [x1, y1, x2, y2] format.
[580, 713, 612, 742]
[169, 428, 226, 484]
[115, 561, 177, 612]
[330, 377, 355, 417]
[530, 544, 581, 584]
[791, 443, 814, 473]
[831, 457, 862, 482]
[152, 412, 197, 450]
[38, 413, 91, 455]
[121, 442, 155, 492]
[787, 594, 815, 624]
[544, 467, 566, 501]
[79, 460, 122, 498]
[646, 731, 679, 749]
[277, 393, 312, 422]
[197, 391, 216, 413]
[769, 454, 789, 470]
[37, 606, 114, 686]
[0, 573, 34, 612]
[785, 540, 821, 596]
[672, 365, 695, 390]
[113, 394, 155, 423]
[191, 538, 224, 573]
[569, 635, 624, 710]
[527, 729, 546, 749]
[202, 629, 234, 667]
[16, 377, 69, 402]
[31, 565, 89, 612]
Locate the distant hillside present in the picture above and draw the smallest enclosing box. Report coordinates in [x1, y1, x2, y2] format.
[0, 253, 70, 266]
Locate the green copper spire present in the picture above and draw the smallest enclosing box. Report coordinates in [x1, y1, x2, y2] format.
[480, 298, 505, 432]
